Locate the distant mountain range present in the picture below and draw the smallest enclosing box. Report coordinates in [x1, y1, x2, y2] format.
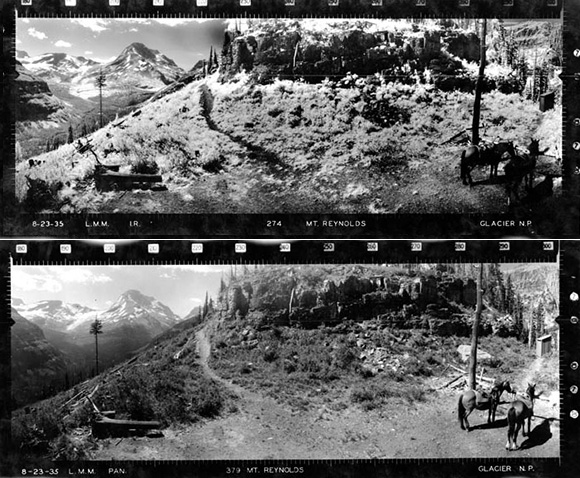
[14, 289, 182, 337]
[12, 289, 185, 400]
[17, 42, 185, 99]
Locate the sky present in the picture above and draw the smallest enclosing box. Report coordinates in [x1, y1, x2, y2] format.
[12, 264, 230, 317]
[16, 18, 228, 70]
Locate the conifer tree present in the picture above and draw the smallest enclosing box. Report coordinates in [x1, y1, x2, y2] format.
[203, 291, 209, 318]
[89, 319, 103, 375]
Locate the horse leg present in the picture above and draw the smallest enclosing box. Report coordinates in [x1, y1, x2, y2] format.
[513, 422, 522, 450]
[465, 408, 474, 431]
[524, 414, 531, 437]
[506, 407, 515, 450]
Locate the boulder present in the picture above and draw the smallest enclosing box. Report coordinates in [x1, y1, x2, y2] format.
[457, 344, 493, 363]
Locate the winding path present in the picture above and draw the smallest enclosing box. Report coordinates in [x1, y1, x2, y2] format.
[91, 324, 560, 460]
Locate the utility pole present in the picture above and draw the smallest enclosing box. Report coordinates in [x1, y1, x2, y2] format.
[468, 263, 483, 390]
[472, 19, 487, 145]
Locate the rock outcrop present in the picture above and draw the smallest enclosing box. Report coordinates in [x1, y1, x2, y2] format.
[218, 21, 478, 83]
[15, 61, 64, 121]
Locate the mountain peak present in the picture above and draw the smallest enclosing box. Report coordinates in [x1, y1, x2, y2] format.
[122, 42, 159, 61]
[121, 289, 150, 301]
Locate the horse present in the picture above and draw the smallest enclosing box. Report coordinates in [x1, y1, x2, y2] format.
[506, 383, 538, 451]
[489, 380, 514, 421]
[505, 154, 536, 202]
[458, 385, 502, 431]
[460, 141, 516, 186]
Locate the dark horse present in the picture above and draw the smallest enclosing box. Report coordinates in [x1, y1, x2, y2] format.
[505, 139, 540, 202]
[457, 380, 512, 431]
[460, 142, 516, 186]
[506, 383, 538, 451]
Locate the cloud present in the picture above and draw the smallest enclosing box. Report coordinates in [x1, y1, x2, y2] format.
[190, 298, 203, 303]
[160, 264, 228, 274]
[71, 19, 109, 33]
[28, 28, 47, 40]
[12, 269, 62, 293]
[58, 268, 113, 284]
[84, 51, 93, 55]
[55, 40, 72, 48]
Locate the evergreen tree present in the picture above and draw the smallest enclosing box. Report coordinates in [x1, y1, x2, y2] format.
[203, 291, 209, 318]
[534, 301, 546, 338]
[218, 276, 227, 303]
[208, 46, 214, 71]
[67, 124, 74, 144]
[505, 275, 515, 315]
[46, 139, 51, 152]
[213, 49, 219, 69]
[95, 69, 107, 128]
[89, 319, 103, 375]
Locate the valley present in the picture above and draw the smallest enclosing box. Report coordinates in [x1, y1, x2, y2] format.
[11, 263, 560, 461]
[13, 18, 563, 216]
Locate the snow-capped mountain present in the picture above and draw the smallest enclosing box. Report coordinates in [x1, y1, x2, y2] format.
[89, 289, 182, 337]
[14, 299, 97, 332]
[15, 290, 182, 338]
[19, 51, 99, 83]
[103, 42, 184, 87]
[18, 43, 184, 99]
[15, 290, 184, 374]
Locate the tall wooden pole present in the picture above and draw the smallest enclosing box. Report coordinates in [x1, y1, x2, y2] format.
[472, 19, 487, 145]
[468, 263, 483, 390]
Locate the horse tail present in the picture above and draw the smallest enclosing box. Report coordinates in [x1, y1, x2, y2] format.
[458, 394, 466, 430]
[507, 406, 516, 440]
[460, 150, 466, 181]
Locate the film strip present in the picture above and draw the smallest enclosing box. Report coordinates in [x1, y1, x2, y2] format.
[1, 1, 576, 238]
[5, 1, 566, 19]
[0, 239, 577, 478]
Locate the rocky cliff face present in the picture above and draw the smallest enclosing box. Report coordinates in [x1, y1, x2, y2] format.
[15, 61, 64, 121]
[225, 266, 478, 332]
[219, 21, 479, 83]
[11, 308, 70, 406]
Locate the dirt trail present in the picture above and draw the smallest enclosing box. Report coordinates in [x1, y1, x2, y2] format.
[91, 324, 559, 460]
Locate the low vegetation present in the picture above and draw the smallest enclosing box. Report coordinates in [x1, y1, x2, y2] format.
[209, 317, 534, 413]
[12, 323, 234, 460]
[15, 69, 559, 214]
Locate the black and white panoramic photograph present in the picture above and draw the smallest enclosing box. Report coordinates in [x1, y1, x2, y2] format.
[11, 262, 559, 459]
[14, 17, 562, 214]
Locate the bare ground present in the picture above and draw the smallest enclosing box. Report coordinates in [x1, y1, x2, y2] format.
[90, 322, 559, 460]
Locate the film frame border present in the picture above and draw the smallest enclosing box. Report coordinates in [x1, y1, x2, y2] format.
[1, 1, 576, 238]
[6, 0, 564, 18]
[0, 239, 576, 478]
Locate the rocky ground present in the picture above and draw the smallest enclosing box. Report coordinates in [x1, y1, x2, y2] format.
[91, 319, 559, 460]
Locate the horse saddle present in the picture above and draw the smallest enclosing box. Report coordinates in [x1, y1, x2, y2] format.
[474, 390, 491, 407]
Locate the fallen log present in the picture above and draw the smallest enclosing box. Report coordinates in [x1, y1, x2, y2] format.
[92, 417, 161, 439]
[438, 374, 464, 390]
[95, 171, 163, 192]
[449, 364, 466, 374]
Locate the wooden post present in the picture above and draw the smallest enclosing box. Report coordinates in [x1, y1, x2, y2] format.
[471, 19, 487, 145]
[468, 264, 483, 390]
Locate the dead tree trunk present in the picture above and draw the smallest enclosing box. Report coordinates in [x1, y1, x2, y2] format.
[468, 264, 483, 389]
[472, 19, 487, 145]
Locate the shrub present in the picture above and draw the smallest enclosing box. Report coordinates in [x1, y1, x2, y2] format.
[263, 347, 279, 363]
[130, 157, 159, 175]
